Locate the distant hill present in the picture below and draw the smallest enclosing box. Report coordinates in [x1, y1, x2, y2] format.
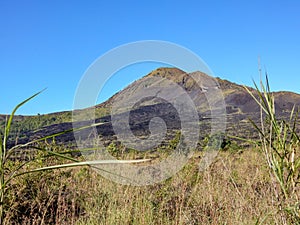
[2, 67, 300, 149]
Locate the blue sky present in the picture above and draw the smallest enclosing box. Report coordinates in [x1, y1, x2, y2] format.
[1, 0, 300, 115]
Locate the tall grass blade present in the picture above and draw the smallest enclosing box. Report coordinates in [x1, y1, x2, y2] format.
[15, 159, 150, 176]
[3, 89, 45, 152]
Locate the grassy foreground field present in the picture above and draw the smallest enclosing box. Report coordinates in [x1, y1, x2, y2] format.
[3, 147, 297, 225]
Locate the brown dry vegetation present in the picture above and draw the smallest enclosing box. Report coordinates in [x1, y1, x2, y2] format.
[3, 147, 298, 225]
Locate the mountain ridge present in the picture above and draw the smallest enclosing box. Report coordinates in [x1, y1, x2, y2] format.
[2, 67, 300, 149]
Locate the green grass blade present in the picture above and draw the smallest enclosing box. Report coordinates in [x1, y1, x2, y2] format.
[248, 118, 266, 140]
[244, 83, 269, 116]
[3, 89, 45, 151]
[226, 134, 258, 145]
[30, 146, 81, 162]
[295, 158, 300, 170]
[0, 133, 3, 157]
[265, 72, 271, 92]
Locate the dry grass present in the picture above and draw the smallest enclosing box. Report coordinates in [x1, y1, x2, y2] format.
[4, 147, 294, 224]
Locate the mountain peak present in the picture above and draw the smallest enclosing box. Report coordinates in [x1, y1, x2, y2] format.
[146, 67, 187, 78]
